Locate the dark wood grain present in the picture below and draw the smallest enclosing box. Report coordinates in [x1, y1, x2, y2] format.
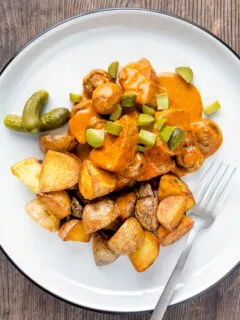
[0, 1, 239, 319]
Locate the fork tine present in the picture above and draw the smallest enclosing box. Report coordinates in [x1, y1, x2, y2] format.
[200, 163, 229, 210]
[207, 166, 236, 213]
[195, 160, 223, 205]
[194, 159, 216, 200]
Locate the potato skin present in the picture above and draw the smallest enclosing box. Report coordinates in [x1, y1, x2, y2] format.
[157, 195, 186, 231]
[71, 197, 83, 219]
[92, 232, 119, 266]
[116, 192, 136, 221]
[108, 217, 144, 255]
[39, 135, 77, 153]
[158, 215, 194, 246]
[79, 160, 117, 200]
[136, 183, 154, 199]
[82, 199, 120, 234]
[11, 157, 41, 194]
[39, 151, 81, 192]
[59, 219, 91, 242]
[135, 196, 159, 231]
[158, 174, 195, 211]
[37, 191, 71, 219]
[129, 231, 159, 272]
[25, 198, 60, 232]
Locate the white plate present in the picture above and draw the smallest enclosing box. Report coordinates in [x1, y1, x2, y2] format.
[0, 9, 239, 313]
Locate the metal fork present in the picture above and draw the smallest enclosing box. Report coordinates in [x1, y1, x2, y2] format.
[150, 160, 236, 320]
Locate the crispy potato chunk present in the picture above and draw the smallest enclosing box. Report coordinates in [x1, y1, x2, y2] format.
[135, 196, 159, 231]
[39, 151, 81, 192]
[39, 135, 77, 153]
[136, 183, 154, 199]
[158, 215, 194, 246]
[25, 198, 60, 232]
[82, 199, 120, 234]
[71, 197, 83, 219]
[59, 219, 91, 242]
[92, 232, 119, 266]
[11, 158, 41, 194]
[79, 160, 116, 200]
[157, 195, 186, 231]
[129, 231, 159, 272]
[158, 174, 195, 211]
[90, 115, 139, 172]
[114, 174, 135, 192]
[37, 191, 71, 219]
[103, 219, 122, 231]
[108, 217, 144, 255]
[116, 192, 136, 221]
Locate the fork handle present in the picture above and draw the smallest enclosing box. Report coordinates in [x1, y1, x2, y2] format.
[150, 223, 201, 320]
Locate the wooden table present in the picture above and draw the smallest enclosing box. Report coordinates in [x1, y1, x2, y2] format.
[0, 1, 239, 319]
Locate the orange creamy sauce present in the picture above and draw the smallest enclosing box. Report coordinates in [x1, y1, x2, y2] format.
[158, 72, 203, 121]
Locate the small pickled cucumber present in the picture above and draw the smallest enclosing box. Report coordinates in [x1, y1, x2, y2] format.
[4, 114, 25, 132]
[22, 90, 49, 133]
[175, 66, 193, 84]
[4, 108, 70, 133]
[40, 108, 70, 131]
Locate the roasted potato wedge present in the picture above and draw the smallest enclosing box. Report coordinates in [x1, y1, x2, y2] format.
[158, 174, 195, 211]
[103, 219, 122, 231]
[11, 157, 41, 194]
[136, 183, 154, 199]
[135, 196, 159, 231]
[39, 151, 81, 192]
[129, 231, 159, 272]
[116, 192, 136, 221]
[25, 198, 60, 231]
[39, 135, 77, 153]
[71, 197, 83, 219]
[108, 217, 144, 255]
[158, 215, 194, 246]
[92, 232, 119, 266]
[59, 219, 91, 242]
[157, 195, 186, 231]
[82, 199, 120, 234]
[37, 191, 71, 219]
[79, 160, 116, 200]
[114, 174, 135, 192]
[74, 143, 92, 162]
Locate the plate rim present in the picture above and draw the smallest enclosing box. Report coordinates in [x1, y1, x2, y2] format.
[0, 7, 239, 314]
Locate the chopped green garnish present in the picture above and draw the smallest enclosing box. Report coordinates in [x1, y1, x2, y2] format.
[86, 128, 104, 148]
[105, 121, 122, 136]
[70, 93, 82, 103]
[159, 126, 175, 143]
[108, 61, 119, 80]
[138, 129, 156, 147]
[156, 93, 169, 110]
[137, 114, 155, 127]
[109, 104, 122, 121]
[168, 128, 185, 150]
[136, 145, 146, 153]
[175, 66, 193, 84]
[142, 104, 155, 115]
[156, 118, 167, 131]
[121, 92, 137, 107]
[203, 100, 221, 116]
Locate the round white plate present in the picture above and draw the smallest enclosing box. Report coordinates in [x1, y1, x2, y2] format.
[0, 9, 239, 313]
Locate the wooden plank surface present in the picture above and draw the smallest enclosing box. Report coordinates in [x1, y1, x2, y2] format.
[0, 1, 239, 319]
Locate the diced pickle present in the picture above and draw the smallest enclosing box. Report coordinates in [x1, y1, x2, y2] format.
[137, 114, 155, 127]
[159, 126, 175, 143]
[156, 93, 169, 110]
[86, 128, 104, 148]
[142, 105, 155, 115]
[108, 61, 119, 80]
[104, 121, 122, 136]
[70, 93, 82, 103]
[175, 66, 193, 84]
[138, 129, 156, 147]
[203, 100, 221, 116]
[156, 118, 167, 131]
[109, 104, 122, 121]
[121, 92, 137, 107]
[168, 128, 185, 150]
[136, 145, 146, 153]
